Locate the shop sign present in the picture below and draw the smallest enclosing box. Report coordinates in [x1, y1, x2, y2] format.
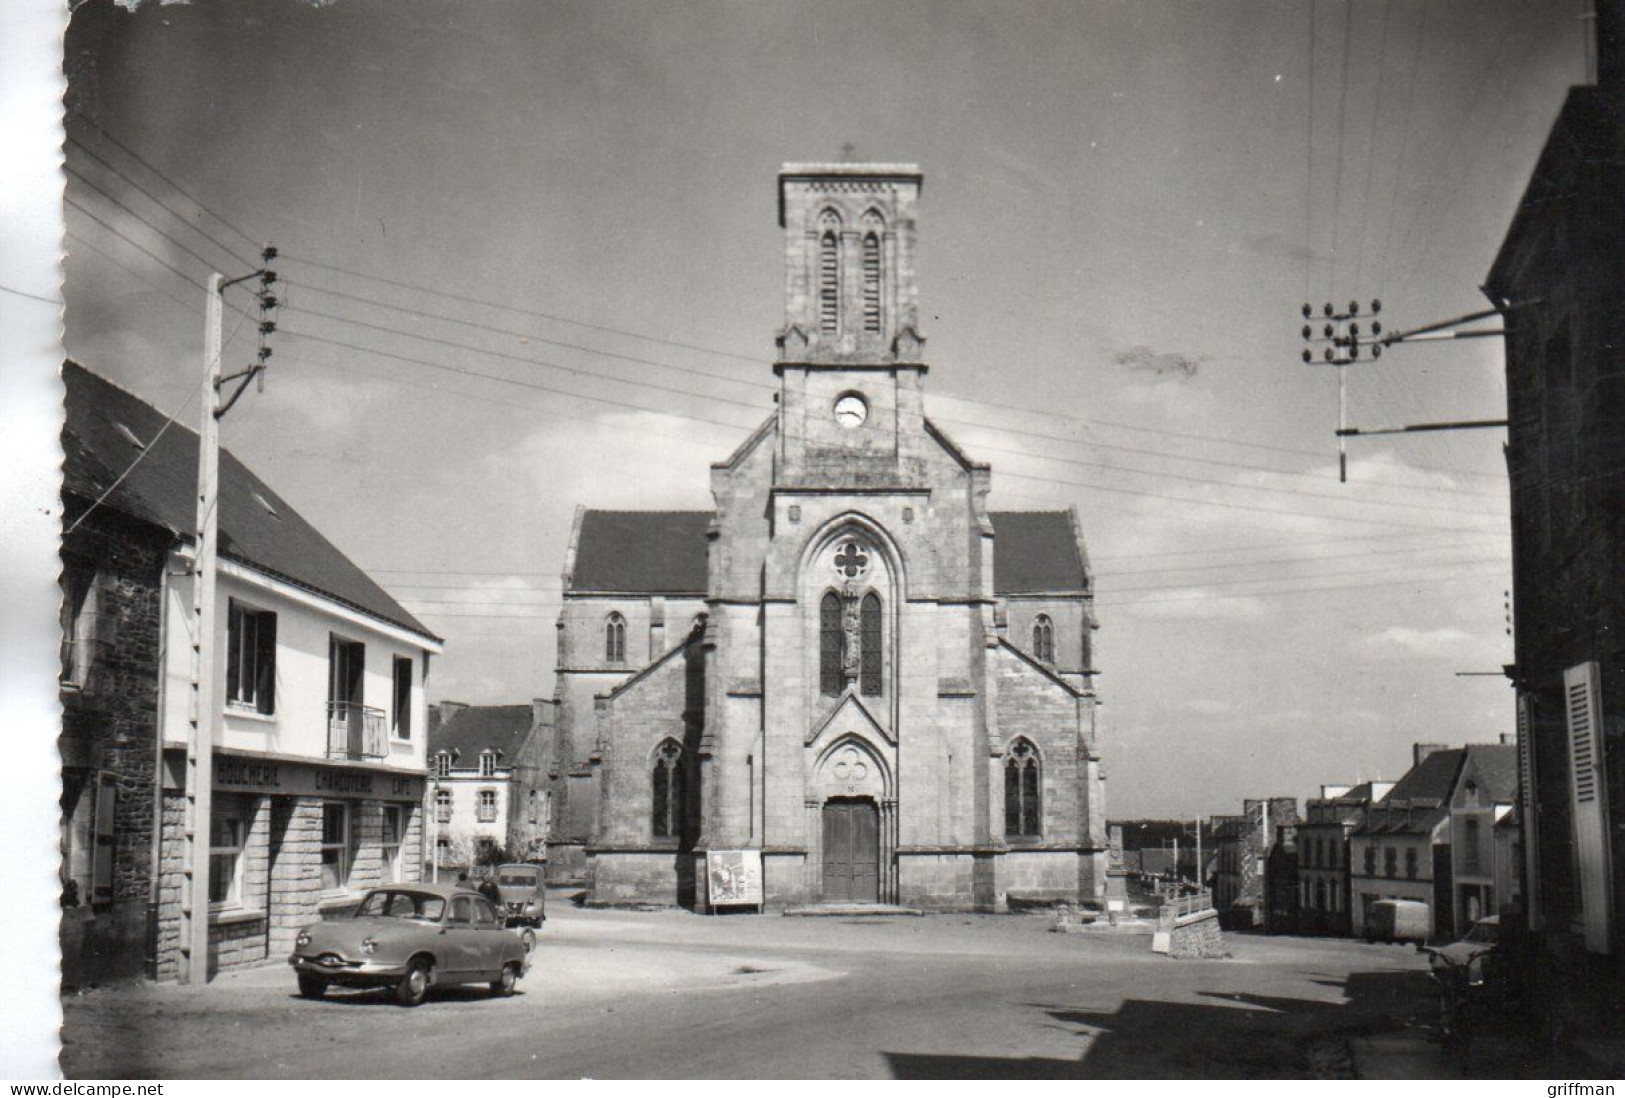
[706, 849, 763, 909]
[210, 751, 424, 802]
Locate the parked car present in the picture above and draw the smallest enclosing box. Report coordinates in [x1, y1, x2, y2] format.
[494, 863, 546, 927]
[1430, 915, 1502, 974]
[1364, 898, 1430, 944]
[288, 884, 529, 1006]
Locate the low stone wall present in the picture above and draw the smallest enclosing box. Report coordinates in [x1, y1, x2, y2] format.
[996, 850, 1081, 906]
[588, 850, 690, 906]
[1165, 909, 1226, 958]
[898, 853, 976, 909]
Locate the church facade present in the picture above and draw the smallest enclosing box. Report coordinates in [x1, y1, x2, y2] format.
[546, 163, 1107, 911]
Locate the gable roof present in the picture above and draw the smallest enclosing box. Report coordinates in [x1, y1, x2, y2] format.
[62, 361, 437, 643]
[992, 511, 1089, 593]
[429, 704, 537, 761]
[1460, 743, 1519, 804]
[565, 509, 1090, 595]
[1379, 748, 1466, 807]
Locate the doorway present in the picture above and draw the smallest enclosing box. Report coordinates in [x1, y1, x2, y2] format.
[821, 798, 879, 902]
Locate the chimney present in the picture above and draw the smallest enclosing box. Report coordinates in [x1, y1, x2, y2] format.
[1413, 743, 1449, 767]
[1321, 783, 1352, 800]
[532, 697, 554, 730]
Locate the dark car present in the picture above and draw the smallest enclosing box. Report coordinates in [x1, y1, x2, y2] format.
[288, 884, 529, 1006]
[493, 863, 546, 928]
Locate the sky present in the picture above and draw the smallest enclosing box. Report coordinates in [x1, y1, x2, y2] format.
[53, 0, 1591, 817]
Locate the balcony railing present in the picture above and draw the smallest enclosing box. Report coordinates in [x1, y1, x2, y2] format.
[327, 701, 387, 761]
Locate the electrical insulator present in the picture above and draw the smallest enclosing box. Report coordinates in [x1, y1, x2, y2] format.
[260, 270, 278, 287]
[260, 294, 279, 311]
[259, 321, 277, 336]
[261, 245, 278, 263]
[1301, 349, 1312, 363]
[1301, 325, 1312, 340]
[1349, 323, 1360, 337]
[258, 347, 274, 361]
[1301, 303, 1312, 318]
[1323, 303, 1334, 317]
[1372, 343, 1383, 359]
[1350, 343, 1360, 359]
[1371, 299, 1381, 314]
[1372, 321, 1382, 336]
[1323, 347, 1334, 362]
[1323, 324, 1334, 339]
[1348, 300, 1359, 315]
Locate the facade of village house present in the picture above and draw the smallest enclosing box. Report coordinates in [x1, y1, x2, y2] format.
[60, 361, 440, 983]
[428, 700, 552, 873]
[546, 163, 1107, 911]
[1294, 781, 1394, 937]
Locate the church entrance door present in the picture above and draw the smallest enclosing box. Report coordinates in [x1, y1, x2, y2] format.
[821, 798, 879, 902]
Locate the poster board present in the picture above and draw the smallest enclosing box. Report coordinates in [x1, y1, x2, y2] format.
[706, 849, 764, 911]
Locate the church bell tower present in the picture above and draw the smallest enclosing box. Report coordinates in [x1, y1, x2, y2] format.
[773, 163, 930, 485]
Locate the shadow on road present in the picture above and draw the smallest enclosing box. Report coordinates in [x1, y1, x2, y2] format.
[885, 968, 1435, 1080]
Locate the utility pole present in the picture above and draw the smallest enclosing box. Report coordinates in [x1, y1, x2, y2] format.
[1195, 816, 1203, 890]
[180, 250, 278, 985]
[180, 273, 224, 985]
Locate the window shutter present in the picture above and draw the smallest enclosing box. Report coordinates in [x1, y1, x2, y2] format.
[255, 611, 277, 714]
[1516, 692, 1542, 930]
[92, 774, 116, 904]
[225, 602, 242, 703]
[1564, 661, 1612, 953]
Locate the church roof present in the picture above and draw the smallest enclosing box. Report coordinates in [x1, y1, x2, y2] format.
[62, 361, 438, 643]
[566, 508, 1090, 595]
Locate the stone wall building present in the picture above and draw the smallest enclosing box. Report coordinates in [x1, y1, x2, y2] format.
[60, 362, 440, 983]
[428, 700, 553, 873]
[1295, 780, 1394, 937]
[1211, 797, 1298, 928]
[547, 163, 1107, 910]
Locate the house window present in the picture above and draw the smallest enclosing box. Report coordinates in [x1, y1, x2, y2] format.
[1004, 738, 1041, 838]
[1363, 846, 1375, 876]
[861, 233, 882, 332]
[819, 592, 842, 696]
[605, 612, 626, 664]
[381, 806, 404, 883]
[209, 807, 246, 907]
[59, 561, 97, 688]
[1384, 846, 1397, 879]
[477, 789, 498, 823]
[859, 592, 882, 696]
[475, 837, 497, 865]
[479, 751, 497, 778]
[1463, 818, 1482, 875]
[1405, 848, 1418, 880]
[435, 788, 452, 824]
[1032, 614, 1055, 664]
[435, 752, 453, 778]
[435, 836, 451, 866]
[226, 600, 277, 715]
[391, 656, 412, 739]
[818, 230, 840, 333]
[651, 738, 687, 840]
[320, 802, 352, 892]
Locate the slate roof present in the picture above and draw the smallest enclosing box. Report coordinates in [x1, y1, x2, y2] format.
[566, 509, 1089, 595]
[62, 361, 437, 642]
[1461, 744, 1518, 804]
[429, 704, 537, 762]
[1380, 748, 1466, 807]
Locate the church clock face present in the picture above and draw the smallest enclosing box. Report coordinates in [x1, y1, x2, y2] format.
[834, 394, 868, 430]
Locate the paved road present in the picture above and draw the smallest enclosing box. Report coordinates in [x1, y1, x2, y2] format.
[63, 901, 1450, 1079]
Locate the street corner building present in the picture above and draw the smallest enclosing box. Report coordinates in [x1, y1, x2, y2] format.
[59, 361, 442, 985]
[545, 164, 1108, 912]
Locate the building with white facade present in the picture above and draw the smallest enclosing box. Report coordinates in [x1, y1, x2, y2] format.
[428, 702, 551, 874]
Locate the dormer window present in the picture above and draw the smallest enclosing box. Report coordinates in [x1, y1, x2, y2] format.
[479, 750, 497, 778]
[434, 752, 453, 778]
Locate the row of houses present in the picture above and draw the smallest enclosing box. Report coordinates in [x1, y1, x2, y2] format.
[57, 361, 558, 986]
[1207, 740, 1519, 942]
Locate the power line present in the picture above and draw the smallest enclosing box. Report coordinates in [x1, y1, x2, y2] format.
[1101, 553, 1508, 597]
[1095, 568, 1507, 610]
[67, 109, 265, 256]
[0, 284, 62, 306]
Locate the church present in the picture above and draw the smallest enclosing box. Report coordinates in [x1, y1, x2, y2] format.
[546, 163, 1107, 911]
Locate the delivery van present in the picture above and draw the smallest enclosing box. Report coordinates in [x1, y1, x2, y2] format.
[1365, 898, 1430, 944]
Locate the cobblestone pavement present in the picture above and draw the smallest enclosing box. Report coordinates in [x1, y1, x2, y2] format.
[58, 898, 1584, 1079]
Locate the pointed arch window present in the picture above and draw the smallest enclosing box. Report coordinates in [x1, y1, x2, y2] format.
[819, 592, 843, 696]
[605, 612, 626, 664]
[1033, 614, 1055, 664]
[651, 738, 687, 839]
[861, 233, 882, 332]
[1004, 738, 1041, 838]
[860, 592, 883, 696]
[818, 231, 840, 334]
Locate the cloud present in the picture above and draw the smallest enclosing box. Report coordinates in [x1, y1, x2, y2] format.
[1115, 345, 1205, 380]
[1182, 698, 1232, 715]
[1119, 587, 1270, 622]
[1358, 625, 1477, 661]
[492, 408, 726, 511]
